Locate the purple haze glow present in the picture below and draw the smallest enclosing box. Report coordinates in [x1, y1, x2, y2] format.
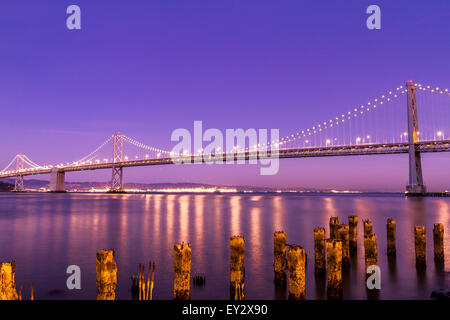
[0, 0, 449, 191]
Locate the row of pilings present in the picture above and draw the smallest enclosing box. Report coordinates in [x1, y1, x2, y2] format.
[0, 219, 446, 300]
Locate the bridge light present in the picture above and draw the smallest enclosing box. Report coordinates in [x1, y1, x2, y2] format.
[437, 131, 442, 137]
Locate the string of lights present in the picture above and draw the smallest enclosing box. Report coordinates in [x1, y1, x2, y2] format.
[122, 135, 172, 155]
[242, 85, 409, 152]
[74, 135, 114, 164]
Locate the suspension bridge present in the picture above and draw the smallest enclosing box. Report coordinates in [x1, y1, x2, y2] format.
[1, 81, 449, 194]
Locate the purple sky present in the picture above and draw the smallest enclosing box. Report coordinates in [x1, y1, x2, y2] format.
[1, 0, 449, 191]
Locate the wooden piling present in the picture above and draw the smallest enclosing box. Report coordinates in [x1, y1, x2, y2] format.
[287, 245, 306, 300]
[337, 224, 350, 268]
[273, 231, 287, 284]
[146, 262, 150, 300]
[386, 219, 396, 256]
[230, 236, 245, 300]
[314, 228, 326, 276]
[150, 262, 155, 300]
[96, 250, 117, 300]
[414, 226, 426, 269]
[138, 264, 142, 300]
[326, 239, 343, 300]
[0, 261, 18, 300]
[364, 234, 378, 270]
[329, 217, 339, 239]
[433, 223, 444, 262]
[348, 216, 358, 252]
[174, 243, 191, 300]
[363, 220, 373, 238]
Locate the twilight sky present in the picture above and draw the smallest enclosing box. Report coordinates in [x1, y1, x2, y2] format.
[0, 0, 449, 191]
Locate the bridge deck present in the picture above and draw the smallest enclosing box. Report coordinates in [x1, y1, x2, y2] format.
[1, 140, 449, 179]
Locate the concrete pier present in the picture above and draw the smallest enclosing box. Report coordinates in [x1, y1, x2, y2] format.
[433, 223, 444, 262]
[273, 231, 287, 284]
[230, 236, 245, 300]
[96, 250, 117, 300]
[326, 239, 343, 300]
[49, 168, 66, 192]
[348, 216, 358, 252]
[0, 261, 18, 300]
[387, 219, 396, 256]
[414, 226, 426, 269]
[314, 228, 326, 276]
[174, 243, 192, 300]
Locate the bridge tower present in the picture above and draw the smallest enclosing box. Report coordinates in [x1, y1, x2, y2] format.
[405, 80, 426, 194]
[111, 132, 124, 192]
[14, 154, 25, 192]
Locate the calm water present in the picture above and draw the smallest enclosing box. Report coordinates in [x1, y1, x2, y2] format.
[0, 192, 449, 300]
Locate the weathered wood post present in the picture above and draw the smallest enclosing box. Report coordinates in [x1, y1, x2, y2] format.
[348, 216, 358, 252]
[364, 234, 378, 270]
[433, 223, 444, 262]
[363, 220, 373, 238]
[174, 243, 191, 300]
[96, 250, 117, 300]
[273, 231, 287, 284]
[314, 228, 326, 276]
[0, 261, 18, 300]
[329, 217, 339, 239]
[414, 226, 426, 269]
[287, 245, 306, 300]
[337, 224, 350, 268]
[386, 219, 396, 256]
[326, 239, 343, 300]
[230, 236, 245, 300]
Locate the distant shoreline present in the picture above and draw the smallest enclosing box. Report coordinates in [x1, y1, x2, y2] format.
[4, 190, 450, 197]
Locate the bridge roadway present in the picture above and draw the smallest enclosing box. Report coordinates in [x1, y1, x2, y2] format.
[1, 139, 449, 179]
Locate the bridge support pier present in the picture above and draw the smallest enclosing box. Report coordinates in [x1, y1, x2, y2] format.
[405, 81, 427, 195]
[49, 169, 66, 192]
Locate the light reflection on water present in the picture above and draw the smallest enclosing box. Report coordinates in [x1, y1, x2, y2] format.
[0, 193, 449, 300]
